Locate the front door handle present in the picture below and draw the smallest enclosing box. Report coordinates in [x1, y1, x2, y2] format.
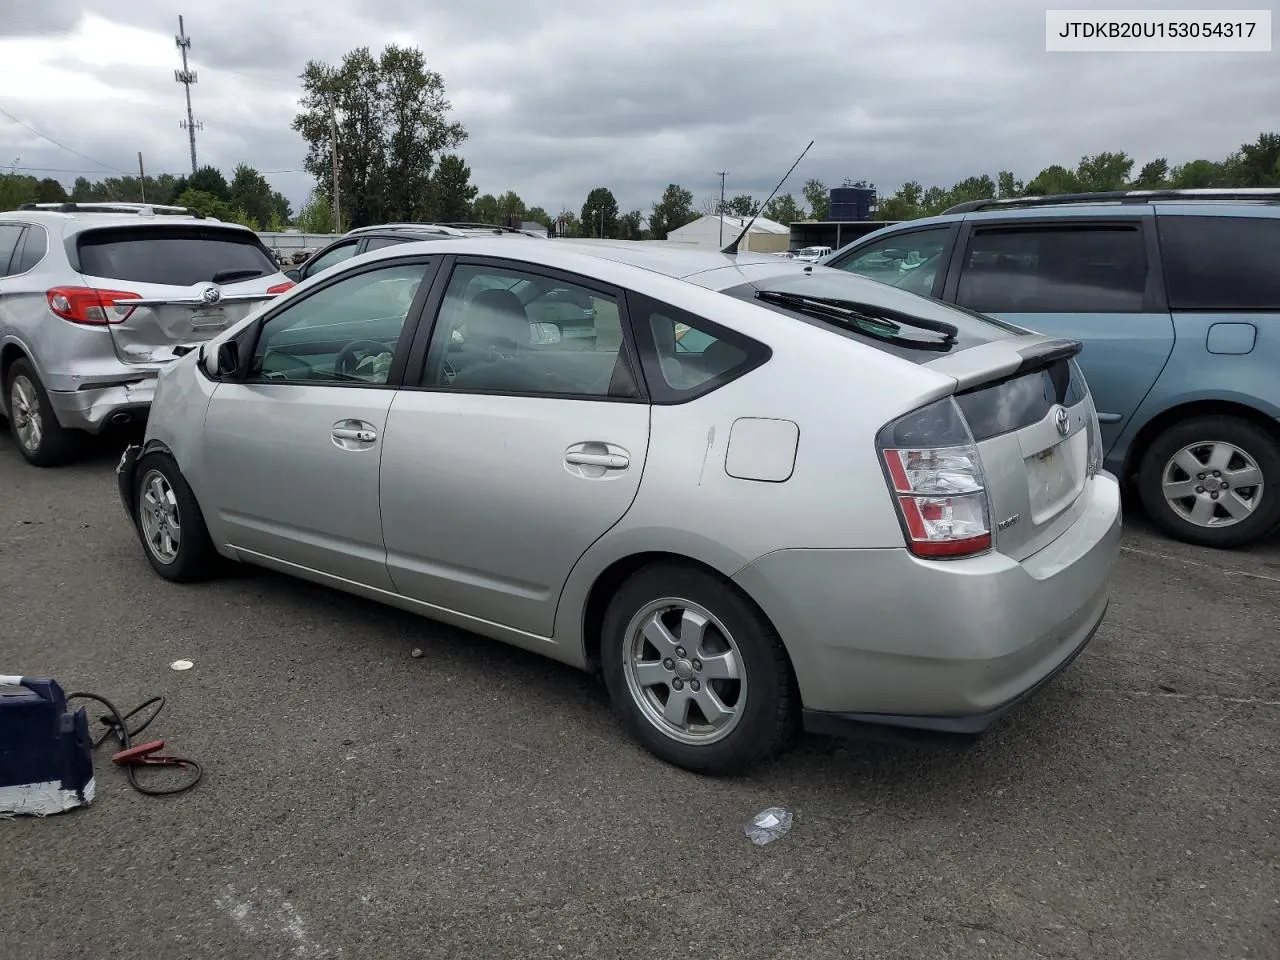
[333, 426, 377, 442]
[565, 451, 628, 469]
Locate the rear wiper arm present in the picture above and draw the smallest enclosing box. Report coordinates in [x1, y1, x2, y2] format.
[211, 269, 266, 284]
[755, 290, 960, 347]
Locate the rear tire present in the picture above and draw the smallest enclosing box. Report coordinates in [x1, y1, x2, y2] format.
[1137, 415, 1280, 549]
[133, 452, 218, 582]
[600, 563, 797, 775]
[5, 359, 79, 466]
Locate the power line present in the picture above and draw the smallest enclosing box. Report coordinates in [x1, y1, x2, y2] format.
[0, 106, 122, 173]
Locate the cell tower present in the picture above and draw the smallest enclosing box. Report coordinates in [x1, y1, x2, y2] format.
[174, 16, 202, 174]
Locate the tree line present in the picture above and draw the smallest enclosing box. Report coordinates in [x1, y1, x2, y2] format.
[4, 38, 1276, 240]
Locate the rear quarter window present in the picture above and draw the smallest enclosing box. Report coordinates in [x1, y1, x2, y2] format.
[76, 226, 278, 286]
[1156, 214, 1280, 311]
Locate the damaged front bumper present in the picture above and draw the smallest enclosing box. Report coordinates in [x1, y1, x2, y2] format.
[116, 444, 142, 519]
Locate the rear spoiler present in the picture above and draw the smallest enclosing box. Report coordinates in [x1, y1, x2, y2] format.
[923, 336, 1083, 393]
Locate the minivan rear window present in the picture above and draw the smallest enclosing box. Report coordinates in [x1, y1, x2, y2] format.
[77, 227, 278, 287]
[1156, 214, 1280, 311]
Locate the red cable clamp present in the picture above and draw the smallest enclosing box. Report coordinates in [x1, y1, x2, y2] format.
[111, 740, 189, 766]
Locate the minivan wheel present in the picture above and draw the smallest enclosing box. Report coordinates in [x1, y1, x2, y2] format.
[601, 563, 797, 775]
[5, 359, 78, 466]
[1138, 415, 1280, 549]
[133, 452, 218, 582]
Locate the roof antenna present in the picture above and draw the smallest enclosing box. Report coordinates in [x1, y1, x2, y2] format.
[721, 139, 814, 255]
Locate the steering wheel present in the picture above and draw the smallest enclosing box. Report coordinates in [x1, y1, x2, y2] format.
[335, 339, 393, 379]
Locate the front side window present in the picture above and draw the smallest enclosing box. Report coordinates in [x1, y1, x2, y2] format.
[249, 262, 430, 384]
[421, 263, 638, 398]
[303, 241, 359, 278]
[1157, 215, 1280, 311]
[955, 224, 1149, 313]
[832, 226, 952, 297]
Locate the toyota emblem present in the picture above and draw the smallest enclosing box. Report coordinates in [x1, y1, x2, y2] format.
[1054, 406, 1070, 437]
[199, 284, 222, 305]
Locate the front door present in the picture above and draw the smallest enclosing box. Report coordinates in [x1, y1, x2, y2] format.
[946, 218, 1175, 455]
[379, 259, 650, 637]
[202, 258, 437, 589]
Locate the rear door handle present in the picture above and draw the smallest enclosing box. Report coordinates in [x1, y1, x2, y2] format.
[565, 451, 628, 469]
[332, 421, 378, 447]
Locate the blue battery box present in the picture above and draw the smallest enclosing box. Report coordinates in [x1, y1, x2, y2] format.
[0, 675, 94, 817]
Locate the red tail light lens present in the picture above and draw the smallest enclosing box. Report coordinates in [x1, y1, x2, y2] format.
[267, 280, 296, 295]
[877, 398, 992, 559]
[47, 286, 141, 325]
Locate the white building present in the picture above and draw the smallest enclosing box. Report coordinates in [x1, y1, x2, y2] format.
[665, 214, 790, 253]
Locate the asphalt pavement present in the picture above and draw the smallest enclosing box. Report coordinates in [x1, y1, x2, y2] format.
[2, 423, 1278, 960]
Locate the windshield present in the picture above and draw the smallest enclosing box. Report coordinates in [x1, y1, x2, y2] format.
[723, 268, 1021, 362]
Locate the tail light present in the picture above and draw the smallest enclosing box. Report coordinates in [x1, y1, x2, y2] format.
[877, 397, 992, 559]
[1086, 405, 1103, 477]
[267, 280, 296, 295]
[47, 287, 141, 325]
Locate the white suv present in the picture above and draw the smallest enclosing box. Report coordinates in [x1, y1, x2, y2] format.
[0, 202, 295, 465]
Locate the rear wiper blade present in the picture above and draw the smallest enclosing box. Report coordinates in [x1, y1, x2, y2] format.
[755, 290, 959, 346]
[211, 269, 266, 284]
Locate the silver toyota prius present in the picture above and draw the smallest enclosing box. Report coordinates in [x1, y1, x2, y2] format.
[116, 236, 1122, 774]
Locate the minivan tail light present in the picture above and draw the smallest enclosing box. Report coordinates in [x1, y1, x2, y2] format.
[266, 280, 296, 295]
[877, 397, 992, 559]
[46, 286, 141, 325]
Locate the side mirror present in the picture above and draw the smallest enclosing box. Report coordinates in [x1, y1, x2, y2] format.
[529, 321, 561, 345]
[284, 268, 302, 283]
[216, 341, 239, 377]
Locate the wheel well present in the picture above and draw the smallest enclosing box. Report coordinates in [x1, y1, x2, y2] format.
[580, 551, 791, 678]
[1123, 400, 1280, 480]
[0, 343, 28, 386]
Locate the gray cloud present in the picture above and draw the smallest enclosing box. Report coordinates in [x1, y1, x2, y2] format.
[1, 0, 1275, 219]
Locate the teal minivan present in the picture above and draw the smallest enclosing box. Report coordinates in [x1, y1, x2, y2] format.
[824, 189, 1280, 549]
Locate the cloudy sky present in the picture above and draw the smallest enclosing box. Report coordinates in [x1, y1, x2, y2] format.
[0, 0, 1275, 219]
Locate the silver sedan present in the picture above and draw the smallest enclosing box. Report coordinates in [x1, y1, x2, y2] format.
[117, 237, 1122, 774]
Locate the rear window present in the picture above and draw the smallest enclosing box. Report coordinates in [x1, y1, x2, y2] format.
[77, 227, 278, 287]
[956, 358, 1089, 441]
[1156, 214, 1280, 311]
[725, 269, 1019, 363]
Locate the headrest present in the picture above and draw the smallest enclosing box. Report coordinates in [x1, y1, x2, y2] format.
[468, 289, 529, 349]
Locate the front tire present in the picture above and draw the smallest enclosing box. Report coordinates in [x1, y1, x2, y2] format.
[5, 359, 79, 466]
[601, 563, 797, 775]
[1138, 415, 1280, 549]
[133, 452, 218, 582]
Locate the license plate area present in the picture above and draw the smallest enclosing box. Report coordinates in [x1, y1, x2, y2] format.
[1024, 431, 1086, 524]
[189, 308, 228, 330]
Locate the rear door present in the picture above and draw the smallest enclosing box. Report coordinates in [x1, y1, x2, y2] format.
[73, 224, 287, 364]
[943, 216, 1173, 455]
[378, 257, 650, 638]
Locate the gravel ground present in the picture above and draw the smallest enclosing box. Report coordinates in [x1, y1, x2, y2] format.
[2, 425, 1278, 960]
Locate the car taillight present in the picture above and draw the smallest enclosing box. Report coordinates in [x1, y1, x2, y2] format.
[267, 280, 296, 295]
[877, 397, 992, 559]
[1086, 406, 1103, 477]
[46, 286, 141, 325]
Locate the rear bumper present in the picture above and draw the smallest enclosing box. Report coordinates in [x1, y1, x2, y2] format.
[116, 444, 142, 518]
[732, 471, 1123, 730]
[47, 378, 156, 433]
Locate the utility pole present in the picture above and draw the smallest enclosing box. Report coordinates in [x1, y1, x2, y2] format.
[138, 153, 146, 202]
[329, 105, 341, 234]
[716, 171, 728, 244]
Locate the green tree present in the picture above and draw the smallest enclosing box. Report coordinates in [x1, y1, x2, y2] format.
[0, 173, 39, 210]
[174, 188, 235, 221]
[1237, 132, 1280, 186]
[724, 194, 759, 218]
[1075, 152, 1134, 192]
[188, 165, 230, 200]
[875, 181, 923, 221]
[1025, 164, 1081, 196]
[648, 183, 695, 240]
[269, 191, 292, 227]
[295, 191, 335, 233]
[618, 210, 644, 240]
[1131, 159, 1170, 190]
[996, 170, 1024, 198]
[939, 174, 997, 213]
[803, 179, 829, 219]
[471, 193, 500, 223]
[552, 208, 582, 238]
[762, 193, 802, 225]
[293, 44, 466, 229]
[1168, 159, 1228, 188]
[497, 190, 525, 223]
[229, 164, 275, 227]
[581, 186, 619, 238]
[524, 205, 550, 228]
[33, 178, 67, 203]
[429, 154, 477, 221]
